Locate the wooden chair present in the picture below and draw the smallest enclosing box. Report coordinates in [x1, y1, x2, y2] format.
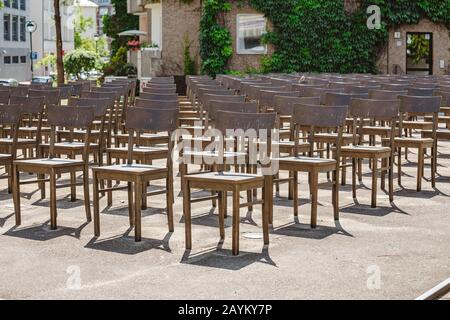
[183, 111, 276, 256]
[340, 99, 398, 208]
[277, 104, 347, 228]
[142, 87, 177, 94]
[92, 107, 178, 242]
[0, 90, 10, 104]
[385, 95, 441, 191]
[0, 105, 21, 193]
[13, 106, 95, 229]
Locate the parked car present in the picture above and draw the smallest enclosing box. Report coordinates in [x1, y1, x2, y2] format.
[32, 76, 54, 84]
[0, 78, 19, 87]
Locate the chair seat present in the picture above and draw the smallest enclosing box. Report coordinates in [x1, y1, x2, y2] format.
[182, 150, 247, 160]
[361, 126, 391, 136]
[14, 158, 83, 168]
[402, 121, 433, 130]
[341, 145, 391, 158]
[0, 138, 36, 145]
[57, 129, 101, 136]
[107, 146, 168, 160]
[0, 153, 12, 164]
[278, 156, 337, 172]
[41, 142, 99, 150]
[93, 164, 167, 176]
[19, 126, 51, 133]
[314, 132, 356, 143]
[382, 137, 434, 148]
[422, 129, 450, 140]
[185, 171, 264, 185]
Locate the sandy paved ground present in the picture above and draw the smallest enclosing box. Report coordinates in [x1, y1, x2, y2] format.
[0, 134, 449, 300]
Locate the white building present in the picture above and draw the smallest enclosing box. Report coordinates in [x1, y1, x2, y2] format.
[74, 0, 98, 39]
[29, 0, 75, 76]
[92, 0, 113, 35]
[0, 0, 32, 82]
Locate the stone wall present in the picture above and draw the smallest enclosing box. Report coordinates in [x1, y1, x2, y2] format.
[377, 19, 450, 75]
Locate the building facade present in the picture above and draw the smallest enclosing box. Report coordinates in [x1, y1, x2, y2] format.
[127, 0, 449, 78]
[0, 0, 32, 82]
[29, 0, 75, 77]
[92, 0, 113, 35]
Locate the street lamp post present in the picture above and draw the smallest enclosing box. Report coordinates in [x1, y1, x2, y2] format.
[26, 20, 37, 79]
[94, 34, 100, 54]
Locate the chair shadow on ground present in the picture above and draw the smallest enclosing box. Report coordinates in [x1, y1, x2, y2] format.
[4, 220, 89, 241]
[340, 199, 409, 217]
[272, 217, 353, 239]
[181, 242, 276, 271]
[85, 229, 172, 255]
[0, 213, 14, 228]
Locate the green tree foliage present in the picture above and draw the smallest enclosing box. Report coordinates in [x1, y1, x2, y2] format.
[64, 49, 98, 79]
[183, 34, 197, 75]
[102, 46, 137, 77]
[199, 0, 233, 77]
[103, 0, 139, 56]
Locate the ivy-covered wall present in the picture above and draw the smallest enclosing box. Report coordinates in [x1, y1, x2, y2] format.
[199, 0, 450, 76]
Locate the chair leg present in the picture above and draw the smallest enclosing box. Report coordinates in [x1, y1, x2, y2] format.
[7, 164, 12, 194]
[83, 166, 91, 222]
[293, 171, 298, 217]
[134, 178, 142, 242]
[371, 159, 378, 208]
[431, 146, 436, 188]
[352, 158, 357, 199]
[389, 156, 394, 203]
[141, 181, 147, 210]
[310, 169, 318, 229]
[381, 158, 386, 190]
[341, 157, 347, 186]
[218, 191, 225, 240]
[13, 164, 21, 226]
[38, 173, 46, 199]
[333, 168, 340, 221]
[107, 153, 112, 206]
[70, 153, 76, 202]
[93, 172, 100, 236]
[49, 170, 58, 230]
[183, 180, 192, 250]
[127, 182, 134, 227]
[232, 187, 240, 256]
[262, 178, 270, 246]
[397, 147, 402, 186]
[166, 174, 174, 233]
[357, 159, 362, 182]
[417, 147, 424, 192]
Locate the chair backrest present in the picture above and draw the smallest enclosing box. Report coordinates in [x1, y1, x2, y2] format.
[68, 97, 111, 117]
[436, 90, 450, 107]
[47, 105, 95, 128]
[381, 83, 409, 91]
[135, 98, 179, 109]
[142, 87, 177, 94]
[28, 89, 61, 106]
[0, 104, 22, 125]
[323, 92, 368, 106]
[125, 107, 179, 133]
[0, 90, 10, 104]
[140, 92, 178, 101]
[10, 86, 29, 97]
[259, 90, 299, 107]
[350, 99, 399, 121]
[197, 88, 231, 105]
[273, 96, 320, 115]
[209, 101, 259, 121]
[406, 87, 435, 97]
[368, 90, 407, 100]
[9, 96, 45, 115]
[292, 104, 348, 157]
[398, 95, 441, 114]
[146, 83, 177, 89]
[301, 87, 343, 104]
[203, 94, 245, 113]
[149, 76, 175, 84]
[215, 111, 276, 136]
[58, 86, 73, 99]
[344, 85, 380, 94]
[81, 90, 119, 102]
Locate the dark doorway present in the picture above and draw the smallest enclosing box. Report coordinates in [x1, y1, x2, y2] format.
[406, 32, 433, 75]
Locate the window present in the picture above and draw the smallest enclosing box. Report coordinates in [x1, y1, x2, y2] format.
[3, 56, 11, 64]
[12, 56, 19, 64]
[4, 14, 11, 41]
[12, 0, 19, 9]
[4, 0, 11, 8]
[236, 14, 267, 55]
[20, 16, 26, 41]
[12, 15, 19, 41]
[20, 56, 27, 63]
[20, 0, 26, 10]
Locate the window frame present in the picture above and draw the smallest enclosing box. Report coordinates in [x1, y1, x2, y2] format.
[12, 15, 19, 41]
[4, 56, 12, 64]
[4, 14, 11, 41]
[12, 56, 19, 64]
[236, 14, 268, 55]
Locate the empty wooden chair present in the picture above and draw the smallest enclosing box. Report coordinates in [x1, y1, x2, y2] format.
[13, 106, 95, 229]
[183, 111, 276, 255]
[277, 104, 348, 227]
[92, 107, 179, 242]
[340, 99, 399, 208]
[387, 95, 441, 191]
[407, 87, 435, 96]
[0, 105, 22, 193]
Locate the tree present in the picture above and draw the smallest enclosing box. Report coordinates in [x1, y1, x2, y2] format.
[73, 5, 94, 49]
[103, 0, 139, 55]
[64, 49, 98, 79]
[54, 0, 65, 85]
